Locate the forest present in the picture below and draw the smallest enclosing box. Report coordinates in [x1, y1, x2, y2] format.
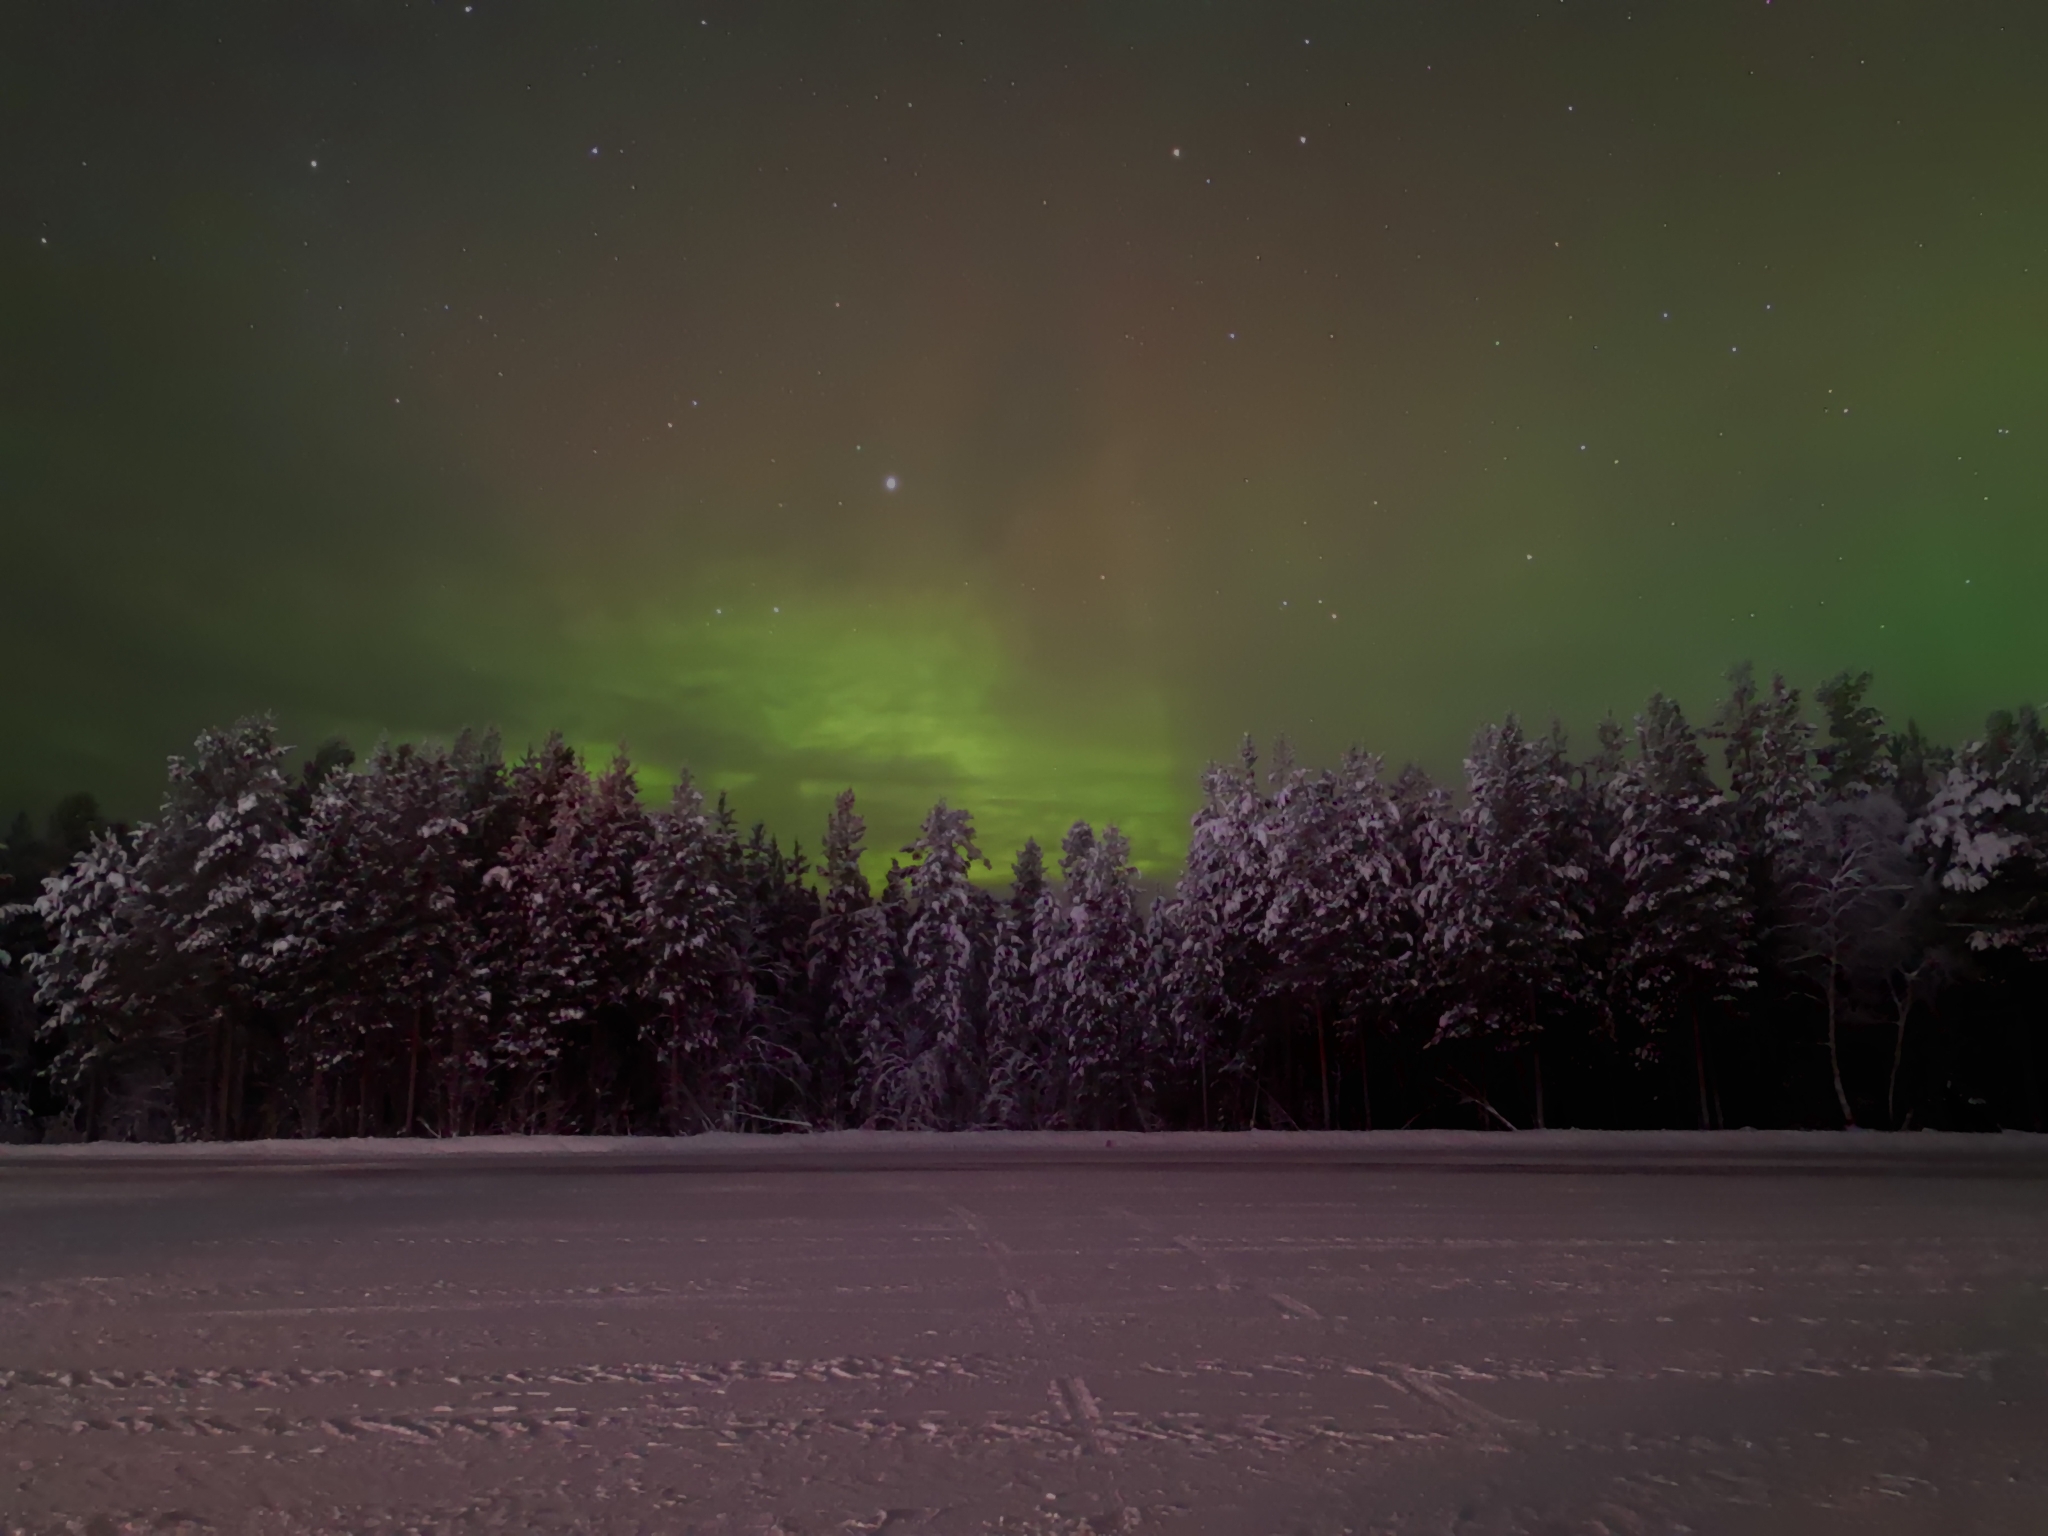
[2, 663, 2044, 1143]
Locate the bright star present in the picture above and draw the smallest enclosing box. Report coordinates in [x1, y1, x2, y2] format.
[884, 475, 898, 491]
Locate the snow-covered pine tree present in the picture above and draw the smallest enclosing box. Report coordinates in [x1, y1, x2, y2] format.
[440, 728, 515, 1132]
[1706, 663, 1819, 1026]
[32, 718, 295, 1140]
[256, 739, 477, 1137]
[26, 828, 154, 1137]
[1034, 820, 1092, 1126]
[162, 719, 300, 1141]
[1907, 706, 2048, 961]
[284, 738, 356, 828]
[1044, 821, 1148, 1131]
[713, 820, 820, 1131]
[553, 751, 652, 1130]
[1784, 794, 1917, 1126]
[474, 735, 581, 1119]
[482, 739, 649, 1130]
[1711, 663, 1819, 846]
[1806, 677, 1950, 1127]
[1886, 719, 1956, 823]
[1709, 663, 1816, 888]
[1604, 695, 1756, 1125]
[978, 838, 1044, 1129]
[1254, 749, 1399, 1127]
[901, 801, 991, 1129]
[1418, 716, 1595, 1128]
[635, 772, 740, 1133]
[1131, 891, 1180, 1131]
[806, 789, 873, 1129]
[1162, 738, 1279, 1128]
[1013, 850, 1066, 1127]
[847, 859, 911, 1127]
[1571, 716, 1631, 1035]
[1814, 671, 1897, 802]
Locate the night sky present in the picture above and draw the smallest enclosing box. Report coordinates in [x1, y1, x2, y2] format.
[6, 2, 2045, 873]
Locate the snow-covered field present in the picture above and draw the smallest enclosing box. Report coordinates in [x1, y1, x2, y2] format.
[3, 1132, 2045, 1535]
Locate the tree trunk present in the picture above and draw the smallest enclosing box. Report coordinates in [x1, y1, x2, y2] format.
[216, 1021, 234, 1141]
[203, 1019, 222, 1141]
[443, 1015, 457, 1139]
[231, 1022, 249, 1140]
[1314, 1000, 1331, 1130]
[1200, 1042, 1209, 1132]
[1359, 1031, 1373, 1131]
[405, 1009, 422, 1136]
[1692, 1007, 1711, 1132]
[1530, 1041, 1545, 1130]
[1887, 975, 1914, 1130]
[1826, 967, 1855, 1128]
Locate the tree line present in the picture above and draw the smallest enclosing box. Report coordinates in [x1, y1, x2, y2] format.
[1, 662, 2043, 1143]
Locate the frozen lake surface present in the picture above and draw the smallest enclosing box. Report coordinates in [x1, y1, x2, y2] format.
[3, 1131, 2045, 1535]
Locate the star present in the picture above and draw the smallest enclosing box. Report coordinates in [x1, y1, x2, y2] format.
[883, 475, 898, 491]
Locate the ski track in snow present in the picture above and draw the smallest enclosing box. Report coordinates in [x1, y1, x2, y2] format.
[2, 1154, 2045, 1534]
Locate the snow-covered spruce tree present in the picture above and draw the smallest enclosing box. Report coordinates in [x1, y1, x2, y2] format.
[1162, 738, 1281, 1129]
[1812, 678, 1950, 1128]
[1907, 706, 2048, 963]
[1418, 716, 1596, 1129]
[1900, 707, 2045, 1128]
[32, 718, 295, 1140]
[1019, 844, 1071, 1128]
[711, 818, 820, 1131]
[1604, 695, 1756, 1127]
[482, 741, 650, 1131]
[806, 789, 873, 1129]
[1257, 747, 1414, 1129]
[256, 740, 478, 1137]
[1711, 663, 1819, 852]
[899, 801, 991, 1130]
[1572, 716, 1631, 1031]
[1784, 795, 1917, 1127]
[844, 858, 912, 1127]
[979, 838, 1045, 1129]
[1707, 663, 1816, 957]
[1886, 719, 1957, 823]
[1040, 821, 1148, 1131]
[437, 729, 517, 1133]
[1814, 670, 1898, 803]
[471, 735, 581, 1125]
[25, 829, 153, 1138]
[634, 772, 740, 1134]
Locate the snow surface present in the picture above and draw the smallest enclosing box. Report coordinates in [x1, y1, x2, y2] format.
[5, 1125, 2045, 1166]
[4, 1135, 2046, 1532]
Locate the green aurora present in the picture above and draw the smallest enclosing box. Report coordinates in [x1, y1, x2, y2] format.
[3, 2, 2045, 877]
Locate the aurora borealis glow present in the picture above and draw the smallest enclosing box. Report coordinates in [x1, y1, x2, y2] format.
[5, 3, 2045, 874]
